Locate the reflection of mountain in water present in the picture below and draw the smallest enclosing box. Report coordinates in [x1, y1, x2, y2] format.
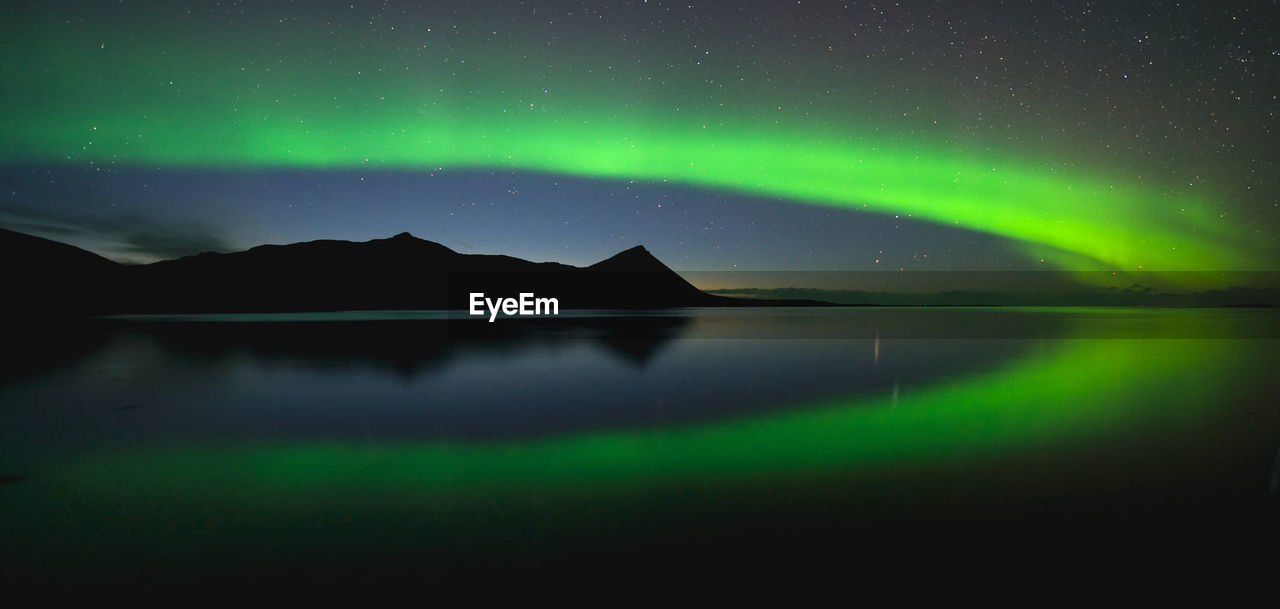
[130, 315, 693, 377]
[1, 315, 691, 384]
[2, 312, 1049, 445]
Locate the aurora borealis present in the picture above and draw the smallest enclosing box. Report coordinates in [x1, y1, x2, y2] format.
[2, 1, 1277, 277]
[7, 3, 1280, 595]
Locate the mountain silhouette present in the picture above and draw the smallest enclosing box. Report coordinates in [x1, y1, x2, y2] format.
[1, 227, 122, 314]
[583, 245, 723, 308]
[0, 228, 825, 314]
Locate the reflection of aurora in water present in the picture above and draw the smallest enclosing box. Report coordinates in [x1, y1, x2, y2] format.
[36, 339, 1248, 494]
[7, 312, 1276, 578]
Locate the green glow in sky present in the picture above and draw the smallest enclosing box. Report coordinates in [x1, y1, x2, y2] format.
[2, 10, 1271, 275]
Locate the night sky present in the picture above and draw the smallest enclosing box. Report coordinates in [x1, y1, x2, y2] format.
[2, 1, 1276, 283]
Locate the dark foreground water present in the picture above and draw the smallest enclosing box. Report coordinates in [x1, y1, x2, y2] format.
[2, 307, 1278, 597]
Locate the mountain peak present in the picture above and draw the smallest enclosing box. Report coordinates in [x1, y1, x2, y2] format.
[610, 245, 654, 259]
[588, 244, 667, 272]
[373, 232, 458, 256]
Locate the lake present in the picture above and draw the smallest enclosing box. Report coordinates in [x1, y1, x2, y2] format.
[2, 307, 1277, 596]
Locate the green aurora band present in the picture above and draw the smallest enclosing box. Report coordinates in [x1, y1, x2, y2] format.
[2, 12, 1271, 277]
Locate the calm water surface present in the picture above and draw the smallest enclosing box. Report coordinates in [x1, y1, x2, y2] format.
[1, 307, 1277, 593]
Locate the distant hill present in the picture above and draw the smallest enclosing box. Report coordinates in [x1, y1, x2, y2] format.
[709, 286, 1280, 307]
[0, 227, 123, 314]
[6, 227, 1272, 313]
[0, 229, 826, 314]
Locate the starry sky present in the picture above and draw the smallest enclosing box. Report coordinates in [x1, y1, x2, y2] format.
[1, 1, 1276, 284]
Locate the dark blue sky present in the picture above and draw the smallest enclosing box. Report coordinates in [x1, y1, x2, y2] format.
[0, 165, 1027, 271]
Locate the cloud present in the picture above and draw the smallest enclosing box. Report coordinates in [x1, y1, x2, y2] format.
[0, 219, 83, 237]
[0, 202, 231, 263]
[449, 238, 477, 251]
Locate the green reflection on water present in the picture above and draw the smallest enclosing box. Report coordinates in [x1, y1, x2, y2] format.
[4, 311, 1276, 576]
[58, 339, 1237, 492]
